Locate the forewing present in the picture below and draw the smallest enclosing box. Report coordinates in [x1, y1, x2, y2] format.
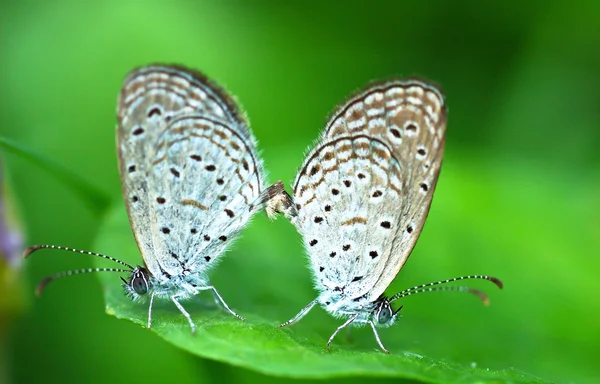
[293, 80, 446, 301]
[117, 65, 264, 276]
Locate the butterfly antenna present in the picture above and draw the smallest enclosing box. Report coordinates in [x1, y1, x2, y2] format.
[24, 244, 134, 269]
[389, 275, 502, 305]
[36, 267, 132, 295]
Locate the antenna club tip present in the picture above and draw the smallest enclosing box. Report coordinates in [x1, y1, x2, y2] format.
[23, 245, 44, 258]
[468, 289, 491, 306]
[35, 277, 52, 296]
[489, 277, 503, 289]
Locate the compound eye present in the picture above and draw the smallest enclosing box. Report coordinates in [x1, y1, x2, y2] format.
[131, 272, 148, 295]
[378, 304, 392, 324]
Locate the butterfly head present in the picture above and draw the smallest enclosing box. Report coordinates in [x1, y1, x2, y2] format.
[122, 265, 152, 300]
[373, 298, 402, 327]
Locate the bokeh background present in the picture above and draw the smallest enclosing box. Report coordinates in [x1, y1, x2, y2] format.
[1, 1, 599, 384]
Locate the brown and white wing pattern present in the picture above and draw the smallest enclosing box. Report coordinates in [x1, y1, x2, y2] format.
[292, 79, 446, 303]
[117, 65, 265, 279]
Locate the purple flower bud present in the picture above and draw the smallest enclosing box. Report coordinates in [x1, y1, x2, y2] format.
[0, 162, 23, 268]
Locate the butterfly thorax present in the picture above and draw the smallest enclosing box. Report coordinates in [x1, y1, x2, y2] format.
[318, 289, 373, 316]
[153, 271, 210, 300]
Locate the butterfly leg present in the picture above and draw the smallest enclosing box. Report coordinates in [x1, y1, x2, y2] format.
[147, 291, 157, 330]
[279, 299, 318, 327]
[326, 313, 359, 351]
[171, 294, 197, 334]
[369, 320, 390, 353]
[197, 286, 245, 321]
[208, 291, 223, 309]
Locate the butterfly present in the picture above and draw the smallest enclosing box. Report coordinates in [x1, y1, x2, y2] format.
[25, 64, 282, 333]
[269, 78, 502, 352]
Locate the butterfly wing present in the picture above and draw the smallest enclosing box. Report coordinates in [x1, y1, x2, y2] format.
[292, 80, 446, 302]
[117, 65, 265, 277]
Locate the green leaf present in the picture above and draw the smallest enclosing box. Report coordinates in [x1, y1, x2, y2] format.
[92, 161, 562, 383]
[0, 136, 111, 218]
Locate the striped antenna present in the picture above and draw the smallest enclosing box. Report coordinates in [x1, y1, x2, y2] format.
[36, 267, 131, 295]
[24, 244, 135, 295]
[389, 275, 503, 305]
[24, 244, 134, 269]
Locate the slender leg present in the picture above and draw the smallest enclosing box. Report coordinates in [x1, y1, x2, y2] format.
[369, 320, 390, 354]
[279, 299, 318, 327]
[147, 291, 157, 330]
[209, 289, 224, 309]
[197, 286, 245, 321]
[171, 294, 197, 334]
[326, 313, 359, 351]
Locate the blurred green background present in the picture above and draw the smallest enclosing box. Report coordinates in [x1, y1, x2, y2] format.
[1, 1, 599, 383]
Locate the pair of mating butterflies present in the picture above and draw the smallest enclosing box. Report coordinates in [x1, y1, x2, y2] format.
[25, 65, 501, 353]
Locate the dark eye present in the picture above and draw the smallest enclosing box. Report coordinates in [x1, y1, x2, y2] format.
[131, 272, 148, 295]
[378, 304, 392, 324]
